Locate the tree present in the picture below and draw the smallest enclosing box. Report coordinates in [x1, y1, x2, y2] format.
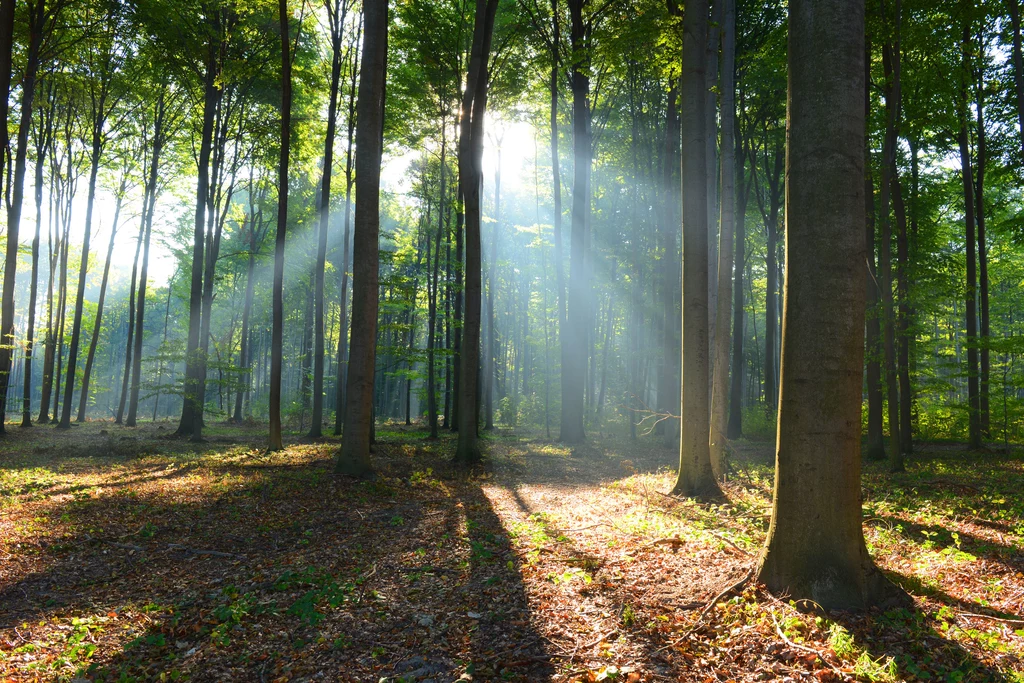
[709, 0, 736, 478]
[268, 0, 294, 452]
[672, 0, 719, 497]
[757, 0, 906, 610]
[310, 0, 351, 439]
[336, 0, 388, 477]
[455, 0, 499, 465]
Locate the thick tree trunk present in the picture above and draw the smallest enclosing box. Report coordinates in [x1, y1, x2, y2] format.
[710, 0, 735, 478]
[269, 0, 293, 452]
[757, 0, 906, 609]
[672, 0, 719, 497]
[336, 0, 388, 476]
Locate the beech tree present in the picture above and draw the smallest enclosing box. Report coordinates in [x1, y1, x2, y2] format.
[757, 0, 906, 609]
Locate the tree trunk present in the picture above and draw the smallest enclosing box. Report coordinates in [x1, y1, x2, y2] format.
[727, 104, 748, 440]
[560, 0, 589, 444]
[269, 0, 293, 452]
[879, 20, 903, 470]
[58, 94, 109, 429]
[127, 93, 167, 427]
[0, 0, 43, 431]
[484, 143, 501, 430]
[672, 0, 719, 497]
[428, 125, 446, 438]
[312, 0, 348, 438]
[23, 75, 54, 427]
[960, 13, 982, 450]
[334, 22, 360, 435]
[455, 0, 499, 464]
[77, 184, 125, 421]
[863, 43, 885, 461]
[710, 0, 735, 479]
[336, 0, 388, 476]
[975, 60, 989, 437]
[757, 0, 906, 609]
[1010, 0, 1024, 157]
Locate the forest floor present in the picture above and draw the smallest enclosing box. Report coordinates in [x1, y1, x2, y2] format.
[0, 422, 1022, 682]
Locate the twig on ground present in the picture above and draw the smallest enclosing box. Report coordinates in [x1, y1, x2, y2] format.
[582, 628, 619, 649]
[771, 612, 848, 679]
[658, 564, 756, 652]
[958, 611, 1024, 625]
[166, 543, 237, 558]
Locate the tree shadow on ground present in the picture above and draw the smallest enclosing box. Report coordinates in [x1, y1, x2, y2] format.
[0, 427, 551, 682]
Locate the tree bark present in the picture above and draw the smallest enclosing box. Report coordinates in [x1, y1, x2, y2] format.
[312, 0, 349, 438]
[672, 0, 719, 497]
[1, 0, 44, 431]
[77, 182, 125, 421]
[336, 0, 388, 476]
[975, 59, 989, 438]
[455, 0, 499, 464]
[710, 0, 735, 478]
[879, 18, 903, 470]
[959, 16, 982, 450]
[560, 0, 589, 444]
[757, 0, 906, 609]
[177, 23, 222, 440]
[126, 93, 167, 427]
[269, 0, 293, 452]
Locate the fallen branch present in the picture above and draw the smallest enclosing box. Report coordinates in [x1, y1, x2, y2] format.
[771, 612, 848, 679]
[958, 611, 1024, 625]
[582, 628, 618, 649]
[166, 543, 237, 558]
[707, 531, 751, 556]
[659, 564, 756, 651]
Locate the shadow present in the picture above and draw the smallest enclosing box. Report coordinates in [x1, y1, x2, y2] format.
[831, 591, 1017, 683]
[0, 425, 552, 683]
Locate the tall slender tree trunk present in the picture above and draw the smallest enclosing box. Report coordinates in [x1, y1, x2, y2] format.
[975, 61, 990, 437]
[710, 0, 736, 478]
[757, 0, 906, 609]
[269, 0, 293, 452]
[24, 77, 54, 427]
[960, 15, 982, 450]
[312, 0, 348, 438]
[560, 0, 590, 444]
[726, 137, 747, 440]
[879, 18, 903, 470]
[178, 23, 222, 440]
[234, 181, 261, 422]
[1, 0, 44, 431]
[672, 0, 719, 497]
[127, 94, 166, 427]
[892, 166, 912, 452]
[484, 143, 501, 430]
[59, 95, 109, 429]
[428, 126, 446, 438]
[863, 42, 885, 461]
[455, 0, 499, 464]
[336, 0, 388, 476]
[550, 0, 566, 334]
[334, 23, 360, 435]
[117, 217, 146, 425]
[1010, 0, 1024, 156]
[77, 186, 125, 421]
